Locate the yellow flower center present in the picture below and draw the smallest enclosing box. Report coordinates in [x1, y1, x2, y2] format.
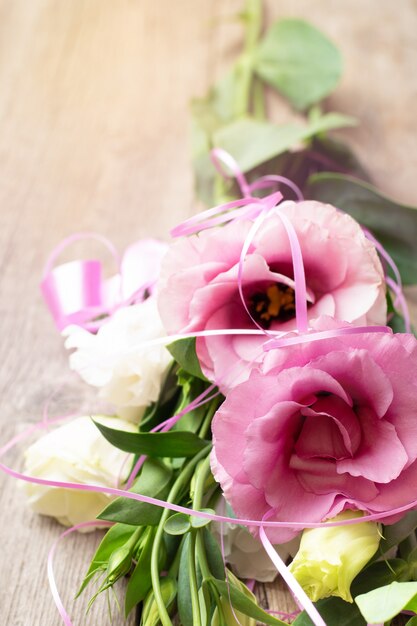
[249, 283, 296, 328]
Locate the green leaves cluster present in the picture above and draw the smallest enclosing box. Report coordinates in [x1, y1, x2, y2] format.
[191, 0, 357, 205]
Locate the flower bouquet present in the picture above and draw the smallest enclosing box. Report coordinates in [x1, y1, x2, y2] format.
[2, 3, 417, 626]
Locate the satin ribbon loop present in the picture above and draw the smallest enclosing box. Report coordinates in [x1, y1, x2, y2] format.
[40, 234, 168, 332]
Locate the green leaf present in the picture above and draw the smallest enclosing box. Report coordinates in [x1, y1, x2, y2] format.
[190, 508, 215, 529]
[307, 112, 357, 135]
[124, 528, 155, 616]
[77, 523, 137, 596]
[355, 580, 417, 623]
[209, 576, 288, 625]
[164, 513, 192, 536]
[98, 458, 172, 526]
[406, 617, 417, 626]
[254, 19, 342, 110]
[139, 363, 180, 432]
[203, 528, 225, 581]
[351, 559, 410, 597]
[167, 338, 207, 381]
[178, 534, 203, 626]
[93, 419, 210, 457]
[213, 116, 356, 176]
[307, 173, 417, 285]
[310, 136, 370, 181]
[213, 118, 306, 173]
[198, 582, 212, 626]
[141, 577, 177, 626]
[292, 597, 365, 626]
[376, 512, 417, 560]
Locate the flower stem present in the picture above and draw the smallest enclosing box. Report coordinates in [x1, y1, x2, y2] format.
[199, 396, 221, 439]
[188, 530, 202, 626]
[234, 0, 263, 117]
[150, 445, 211, 626]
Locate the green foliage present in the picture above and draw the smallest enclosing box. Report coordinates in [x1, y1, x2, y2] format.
[355, 581, 417, 623]
[307, 173, 417, 284]
[377, 512, 417, 561]
[165, 513, 192, 536]
[125, 528, 155, 616]
[254, 19, 342, 110]
[178, 534, 202, 626]
[202, 528, 225, 581]
[77, 523, 138, 597]
[209, 575, 288, 625]
[141, 577, 177, 626]
[93, 419, 210, 457]
[351, 559, 410, 597]
[98, 458, 173, 526]
[190, 509, 215, 529]
[292, 597, 365, 626]
[167, 337, 207, 381]
[190, 0, 350, 206]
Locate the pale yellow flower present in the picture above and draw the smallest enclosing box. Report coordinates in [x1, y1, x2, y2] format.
[289, 511, 381, 602]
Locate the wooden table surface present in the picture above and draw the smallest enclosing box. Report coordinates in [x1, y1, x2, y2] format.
[1, 2, 417, 624]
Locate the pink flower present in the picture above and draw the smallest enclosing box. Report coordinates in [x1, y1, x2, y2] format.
[158, 202, 386, 391]
[211, 317, 417, 543]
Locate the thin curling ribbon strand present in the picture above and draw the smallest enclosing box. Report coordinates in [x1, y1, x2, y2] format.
[170, 194, 281, 237]
[237, 202, 309, 335]
[264, 324, 392, 351]
[259, 522, 326, 626]
[171, 145, 279, 237]
[5, 422, 417, 532]
[48, 520, 113, 626]
[248, 174, 304, 202]
[210, 148, 252, 198]
[171, 150, 306, 238]
[211, 147, 304, 202]
[363, 228, 411, 333]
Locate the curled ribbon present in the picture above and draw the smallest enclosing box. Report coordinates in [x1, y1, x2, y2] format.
[40, 233, 168, 332]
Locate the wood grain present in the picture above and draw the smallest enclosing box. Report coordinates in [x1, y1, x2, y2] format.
[0, 1, 416, 624]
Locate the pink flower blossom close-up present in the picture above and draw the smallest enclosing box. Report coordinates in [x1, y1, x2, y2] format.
[158, 201, 387, 391]
[211, 317, 417, 543]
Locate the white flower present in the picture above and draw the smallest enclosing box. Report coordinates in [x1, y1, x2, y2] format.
[213, 500, 300, 582]
[64, 298, 172, 422]
[24, 415, 136, 530]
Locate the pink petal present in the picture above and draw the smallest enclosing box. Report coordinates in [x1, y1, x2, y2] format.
[337, 407, 408, 483]
[296, 395, 361, 459]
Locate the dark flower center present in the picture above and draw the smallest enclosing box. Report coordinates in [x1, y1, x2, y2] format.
[248, 283, 296, 328]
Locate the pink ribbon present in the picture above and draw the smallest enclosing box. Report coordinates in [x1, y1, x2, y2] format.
[40, 233, 168, 332]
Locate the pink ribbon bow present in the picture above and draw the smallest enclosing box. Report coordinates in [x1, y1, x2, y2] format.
[40, 233, 168, 332]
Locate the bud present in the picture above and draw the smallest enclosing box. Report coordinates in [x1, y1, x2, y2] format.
[107, 546, 132, 583]
[289, 511, 381, 603]
[211, 571, 256, 626]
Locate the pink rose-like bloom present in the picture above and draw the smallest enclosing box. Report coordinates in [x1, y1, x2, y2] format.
[158, 202, 386, 391]
[211, 317, 417, 543]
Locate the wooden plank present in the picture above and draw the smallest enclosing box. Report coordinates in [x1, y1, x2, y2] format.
[0, 1, 416, 624]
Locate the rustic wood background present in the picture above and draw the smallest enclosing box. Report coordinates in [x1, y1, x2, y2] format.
[1, 1, 416, 624]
